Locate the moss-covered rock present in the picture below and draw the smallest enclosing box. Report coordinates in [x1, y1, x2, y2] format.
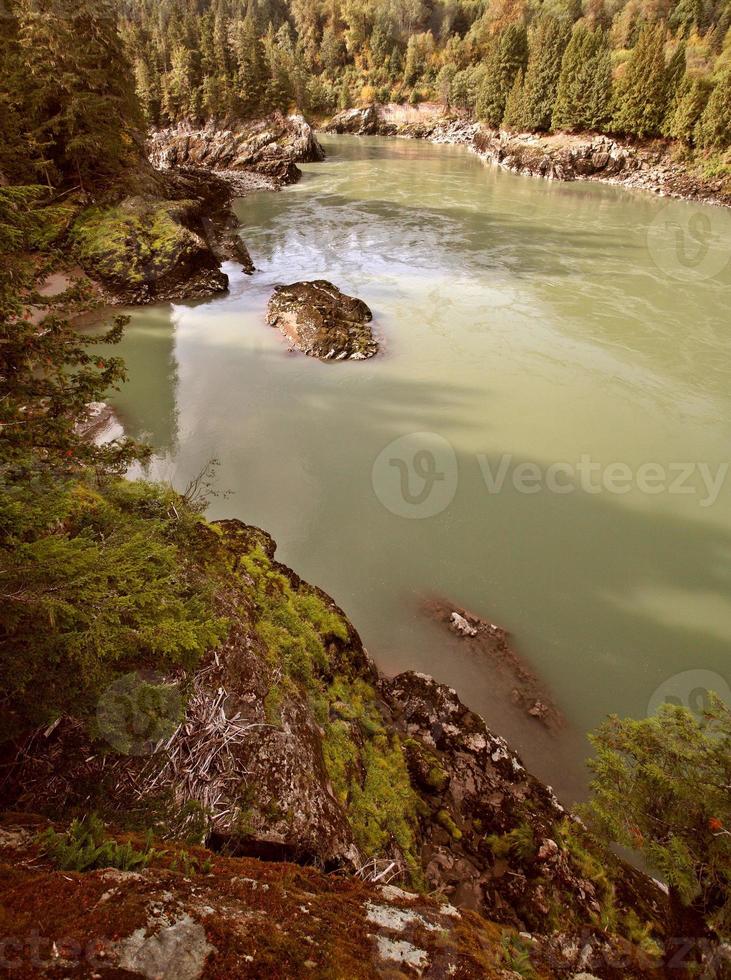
[2, 514, 675, 971]
[71, 195, 228, 303]
[69, 165, 255, 305]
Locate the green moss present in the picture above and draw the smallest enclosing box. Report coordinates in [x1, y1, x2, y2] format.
[486, 821, 536, 861]
[71, 197, 194, 287]
[323, 718, 360, 805]
[436, 809, 463, 840]
[236, 550, 338, 689]
[348, 734, 424, 885]
[426, 765, 449, 792]
[229, 540, 424, 886]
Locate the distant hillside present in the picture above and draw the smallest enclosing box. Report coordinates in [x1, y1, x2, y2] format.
[119, 0, 731, 153]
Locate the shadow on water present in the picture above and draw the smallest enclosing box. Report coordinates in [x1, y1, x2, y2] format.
[115, 328, 731, 803]
[108, 134, 731, 804]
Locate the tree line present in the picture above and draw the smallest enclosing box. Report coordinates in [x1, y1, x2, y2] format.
[120, 0, 731, 149]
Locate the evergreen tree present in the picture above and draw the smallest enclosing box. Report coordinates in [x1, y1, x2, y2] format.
[338, 75, 353, 110]
[611, 22, 669, 138]
[502, 69, 526, 130]
[265, 25, 294, 112]
[476, 24, 528, 127]
[665, 40, 687, 97]
[665, 75, 711, 144]
[520, 15, 571, 132]
[17, 0, 144, 189]
[231, 12, 268, 116]
[133, 58, 162, 127]
[696, 67, 731, 150]
[662, 40, 687, 131]
[0, 5, 38, 182]
[584, 697, 731, 940]
[552, 25, 613, 132]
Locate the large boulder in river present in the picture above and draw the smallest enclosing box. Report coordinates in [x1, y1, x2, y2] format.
[266, 280, 378, 360]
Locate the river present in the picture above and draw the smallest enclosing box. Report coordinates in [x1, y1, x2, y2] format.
[108, 135, 731, 801]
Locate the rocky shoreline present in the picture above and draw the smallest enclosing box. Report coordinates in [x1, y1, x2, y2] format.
[323, 103, 731, 208]
[69, 114, 324, 306]
[1, 518, 681, 977]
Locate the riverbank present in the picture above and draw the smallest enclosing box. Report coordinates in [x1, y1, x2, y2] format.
[323, 103, 731, 207]
[45, 114, 323, 308]
[1, 505, 677, 977]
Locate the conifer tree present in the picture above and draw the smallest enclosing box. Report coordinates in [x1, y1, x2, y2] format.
[520, 16, 571, 132]
[695, 67, 731, 150]
[611, 22, 669, 138]
[502, 70, 526, 130]
[133, 58, 162, 128]
[231, 12, 268, 116]
[0, 5, 37, 182]
[476, 24, 528, 127]
[552, 25, 613, 132]
[584, 698, 731, 941]
[662, 40, 687, 130]
[665, 75, 711, 144]
[17, 0, 144, 189]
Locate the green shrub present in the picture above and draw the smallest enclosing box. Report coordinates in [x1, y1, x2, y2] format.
[38, 814, 163, 872]
[0, 474, 226, 742]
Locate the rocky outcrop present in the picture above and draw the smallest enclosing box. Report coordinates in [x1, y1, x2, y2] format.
[0, 815, 525, 979]
[323, 104, 384, 136]
[472, 130, 639, 183]
[266, 280, 378, 360]
[148, 113, 325, 190]
[71, 168, 254, 304]
[322, 103, 731, 206]
[1, 517, 676, 979]
[425, 598, 565, 731]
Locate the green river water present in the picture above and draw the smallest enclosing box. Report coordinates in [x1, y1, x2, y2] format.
[108, 135, 731, 801]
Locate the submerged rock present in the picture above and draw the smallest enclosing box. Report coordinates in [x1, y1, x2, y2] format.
[266, 280, 378, 360]
[3, 520, 674, 974]
[425, 597, 565, 732]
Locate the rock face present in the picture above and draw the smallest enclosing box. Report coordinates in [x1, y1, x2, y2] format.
[323, 104, 384, 135]
[2, 519, 671, 976]
[71, 168, 254, 304]
[266, 280, 378, 360]
[0, 817, 511, 979]
[148, 113, 325, 189]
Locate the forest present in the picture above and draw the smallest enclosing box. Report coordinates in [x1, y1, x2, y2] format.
[119, 0, 731, 150]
